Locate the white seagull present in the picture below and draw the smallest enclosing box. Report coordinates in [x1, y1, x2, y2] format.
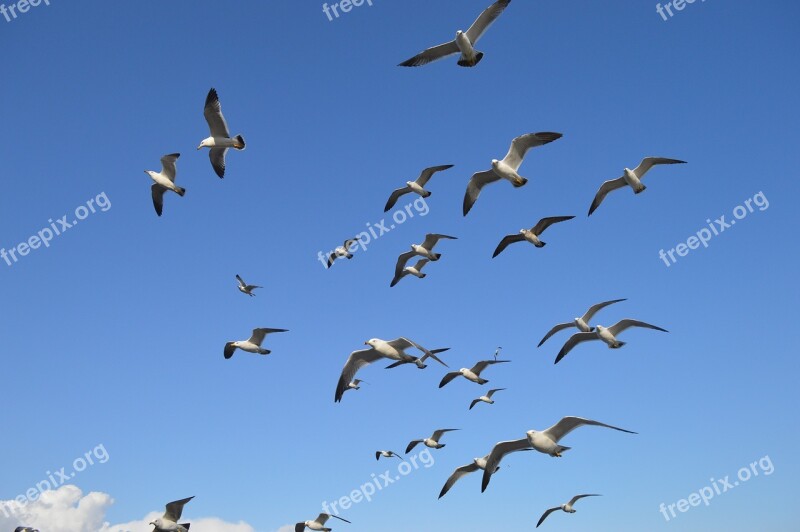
[469, 388, 505, 410]
[481, 416, 636, 491]
[197, 88, 246, 178]
[438, 450, 531, 498]
[392, 234, 457, 285]
[376, 450, 403, 461]
[295, 513, 350, 532]
[554, 319, 668, 364]
[464, 132, 563, 216]
[538, 299, 627, 347]
[335, 338, 448, 402]
[224, 328, 288, 359]
[145, 153, 185, 217]
[384, 164, 454, 212]
[235, 274, 262, 297]
[390, 258, 430, 287]
[439, 359, 510, 388]
[385, 347, 450, 369]
[399, 0, 511, 68]
[327, 238, 359, 268]
[537, 494, 602, 528]
[406, 428, 460, 453]
[492, 216, 575, 257]
[588, 157, 687, 215]
[149, 496, 194, 532]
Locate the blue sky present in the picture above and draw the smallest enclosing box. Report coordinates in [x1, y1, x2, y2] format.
[1, 0, 798, 530]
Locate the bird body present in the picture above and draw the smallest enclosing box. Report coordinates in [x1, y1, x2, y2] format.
[384, 165, 453, 211]
[296, 513, 350, 532]
[224, 328, 288, 359]
[469, 388, 505, 409]
[150, 496, 194, 532]
[588, 157, 686, 215]
[406, 429, 459, 453]
[235, 274, 261, 297]
[439, 360, 510, 388]
[197, 88, 246, 178]
[146, 153, 185, 217]
[328, 239, 358, 268]
[536, 494, 602, 527]
[554, 318, 668, 363]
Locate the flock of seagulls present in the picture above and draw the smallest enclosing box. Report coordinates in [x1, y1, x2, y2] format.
[119, 0, 687, 529]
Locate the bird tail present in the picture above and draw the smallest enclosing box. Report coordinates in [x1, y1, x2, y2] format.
[535, 241, 546, 248]
[634, 184, 647, 194]
[174, 186, 186, 197]
[432, 253, 442, 261]
[419, 273, 427, 279]
[180, 525, 190, 531]
[458, 51, 484, 67]
[477, 378, 489, 385]
[556, 445, 571, 455]
[258, 348, 271, 355]
[422, 190, 432, 198]
[612, 341, 627, 349]
[234, 134, 246, 150]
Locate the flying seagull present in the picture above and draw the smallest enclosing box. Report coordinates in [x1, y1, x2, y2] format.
[345, 379, 367, 392]
[537, 299, 627, 347]
[328, 238, 358, 268]
[224, 328, 288, 359]
[390, 258, 430, 287]
[438, 450, 532, 498]
[145, 153, 185, 217]
[439, 359, 510, 388]
[464, 132, 563, 216]
[235, 274, 262, 297]
[392, 234, 457, 285]
[197, 88, 246, 178]
[399, 0, 511, 67]
[385, 347, 450, 369]
[150, 496, 194, 532]
[384, 165, 454, 212]
[406, 428, 460, 453]
[588, 157, 686, 216]
[335, 338, 448, 402]
[537, 494, 602, 528]
[492, 216, 575, 257]
[295, 513, 350, 532]
[481, 416, 636, 491]
[554, 319, 668, 364]
[376, 450, 404, 461]
[469, 388, 505, 410]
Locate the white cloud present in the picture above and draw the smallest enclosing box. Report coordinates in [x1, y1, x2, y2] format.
[275, 526, 295, 532]
[0, 485, 255, 532]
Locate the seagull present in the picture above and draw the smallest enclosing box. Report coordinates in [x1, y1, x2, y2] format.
[399, 0, 511, 68]
[346, 379, 367, 391]
[469, 388, 505, 410]
[149, 496, 194, 532]
[464, 132, 563, 216]
[554, 319, 668, 364]
[295, 513, 350, 532]
[197, 88, 246, 178]
[390, 258, 430, 287]
[481, 416, 636, 491]
[588, 157, 687, 216]
[536, 494, 602, 528]
[493, 347, 502, 360]
[439, 359, 510, 388]
[385, 347, 450, 369]
[392, 234, 457, 285]
[537, 299, 627, 347]
[335, 338, 448, 402]
[224, 328, 288, 359]
[376, 450, 404, 461]
[328, 239, 358, 268]
[406, 428, 460, 453]
[492, 216, 575, 257]
[145, 153, 185, 217]
[438, 450, 531, 498]
[235, 274, 262, 297]
[384, 165, 454, 212]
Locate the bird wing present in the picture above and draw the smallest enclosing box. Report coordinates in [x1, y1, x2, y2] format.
[581, 298, 627, 322]
[608, 318, 668, 336]
[394, 250, 418, 279]
[343, 238, 358, 251]
[439, 371, 461, 388]
[432, 428, 459, 441]
[329, 514, 351, 523]
[536, 507, 560, 528]
[384, 186, 412, 212]
[236, 275, 246, 288]
[388, 337, 415, 350]
[463, 170, 501, 215]
[465, 0, 512, 44]
[408, 342, 449, 367]
[472, 359, 510, 374]
[492, 234, 525, 258]
[294, 523, 305, 532]
[588, 177, 627, 216]
[537, 322, 574, 347]
[531, 215, 575, 235]
[438, 462, 479, 498]
[486, 388, 505, 398]
[204, 88, 230, 137]
[405, 440, 424, 453]
[209, 147, 228, 178]
[248, 328, 289, 345]
[542, 416, 637, 443]
[335, 348, 383, 402]
[632, 157, 687, 179]
[416, 164, 454, 186]
[159, 153, 180, 182]
[151, 184, 167, 217]
[421, 233, 457, 250]
[223, 342, 237, 359]
[469, 399, 481, 410]
[399, 40, 460, 67]
[411, 258, 429, 272]
[569, 493, 602, 506]
[164, 496, 194, 522]
[554, 332, 597, 364]
[501, 132, 563, 171]
[482, 438, 532, 491]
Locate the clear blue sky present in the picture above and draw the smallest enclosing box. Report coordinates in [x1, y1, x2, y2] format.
[1, 1, 798, 531]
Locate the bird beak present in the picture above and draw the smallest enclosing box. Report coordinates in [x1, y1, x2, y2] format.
[143, 170, 148, 175]
[196, 144, 203, 150]
[364, 341, 369, 345]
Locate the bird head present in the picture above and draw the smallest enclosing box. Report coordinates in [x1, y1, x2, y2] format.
[365, 339, 378, 347]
